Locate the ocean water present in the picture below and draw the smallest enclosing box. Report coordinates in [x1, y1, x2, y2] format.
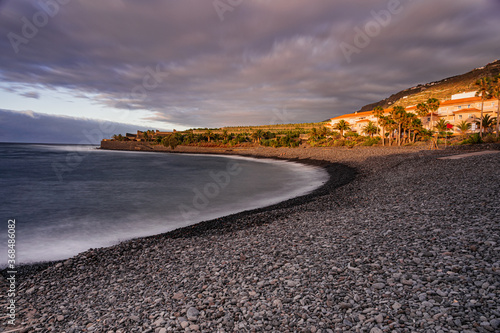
[0, 143, 328, 266]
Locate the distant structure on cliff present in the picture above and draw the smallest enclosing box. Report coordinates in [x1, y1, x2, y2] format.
[116, 130, 177, 142]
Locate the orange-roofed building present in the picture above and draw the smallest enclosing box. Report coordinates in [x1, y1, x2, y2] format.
[331, 92, 498, 135]
[330, 109, 391, 135]
[431, 94, 497, 133]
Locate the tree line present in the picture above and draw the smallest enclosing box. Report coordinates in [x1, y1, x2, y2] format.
[111, 75, 500, 149]
[330, 74, 500, 147]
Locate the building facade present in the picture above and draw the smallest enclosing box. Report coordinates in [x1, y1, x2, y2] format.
[331, 92, 499, 135]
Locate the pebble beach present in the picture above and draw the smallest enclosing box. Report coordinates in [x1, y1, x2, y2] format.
[3, 144, 500, 332]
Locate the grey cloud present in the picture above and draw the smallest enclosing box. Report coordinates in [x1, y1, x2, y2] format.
[0, 0, 499, 129]
[0, 109, 156, 144]
[20, 91, 39, 99]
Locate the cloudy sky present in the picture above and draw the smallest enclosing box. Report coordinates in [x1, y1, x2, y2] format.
[1, 0, 499, 143]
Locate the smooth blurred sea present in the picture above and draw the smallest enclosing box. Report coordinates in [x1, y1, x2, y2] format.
[0, 143, 328, 266]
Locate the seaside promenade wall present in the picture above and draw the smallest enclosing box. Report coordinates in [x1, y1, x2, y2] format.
[101, 140, 188, 152]
[99, 140, 236, 154]
[100, 140, 154, 151]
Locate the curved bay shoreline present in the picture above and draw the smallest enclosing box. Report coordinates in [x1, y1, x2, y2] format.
[4, 146, 357, 277]
[3, 144, 500, 332]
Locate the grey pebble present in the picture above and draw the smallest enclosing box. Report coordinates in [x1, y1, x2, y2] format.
[14, 146, 500, 332]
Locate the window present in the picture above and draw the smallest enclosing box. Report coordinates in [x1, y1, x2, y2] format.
[427, 117, 430, 121]
[469, 114, 473, 118]
[458, 115, 462, 119]
[458, 106, 462, 110]
[468, 104, 471, 108]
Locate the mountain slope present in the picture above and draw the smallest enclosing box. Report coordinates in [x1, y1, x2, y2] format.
[358, 60, 500, 112]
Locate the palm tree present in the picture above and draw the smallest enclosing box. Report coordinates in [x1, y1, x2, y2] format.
[475, 77, 492, 137]
[456, 120, 471, 139]
[184, 132, 195, 144]
[389, 117, 399, 146]
[378, 116, 395, 145]
[426, 98, 440, 131]
[252, 129, 264, 143]
[475, 114, 496, 134]
[334, 120, 350, 138]
[402, 112, 417, 144]
[310, 127, 318, 140]
[319, 126, 328, 137]
[390, 106, 406, 146]
[435, 118, 451, 133]
[489, 75, 500, 138]
[363, 121, 378, 138]
[257, 129, 265, 143]
[416, 102, 429, 129]
[435, 119, 452, 148]
[205, 130, 213, 142]
[417, 98, 440, 149]
[377, 115, 390, 146]
[387, 118, 398, 146]
[409, 118, 423, 143]
[222, 129, 229, 141]
[372, 106, 385, 145]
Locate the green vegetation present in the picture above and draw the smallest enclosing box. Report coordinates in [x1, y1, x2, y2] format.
[475, 114, 496, 134]
[211, 122, 330, 133]
[109, 72, 500, 149]
[362, 137, 381, 146]
[333, 120, 350, 138]
[453, 74, 499, 144]
[461, 133, 482, 145]
[483, 133, 498, 143]
[161, 135, 178, 150]
[363, 121, 378, 138]
[489, 75, 500, 138]
[456, 120, 471, 139]
[475, 77, 491, 137]
[435, 119, 451, 133]
[372, 106, 386, 146]
[114, 129, 306, 148]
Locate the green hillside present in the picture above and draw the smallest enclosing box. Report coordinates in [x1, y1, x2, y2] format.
[191, 122, 330, 135]
[359, 59, 500, 112]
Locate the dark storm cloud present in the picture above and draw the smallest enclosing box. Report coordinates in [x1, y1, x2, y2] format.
[0, 109, 152, 144]
[1, 0, 499, 128]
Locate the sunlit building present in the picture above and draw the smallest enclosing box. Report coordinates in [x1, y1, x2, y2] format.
[331, 92, 499, 134]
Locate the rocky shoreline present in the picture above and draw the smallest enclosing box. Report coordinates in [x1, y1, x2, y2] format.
[4, 145, 500, 332]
